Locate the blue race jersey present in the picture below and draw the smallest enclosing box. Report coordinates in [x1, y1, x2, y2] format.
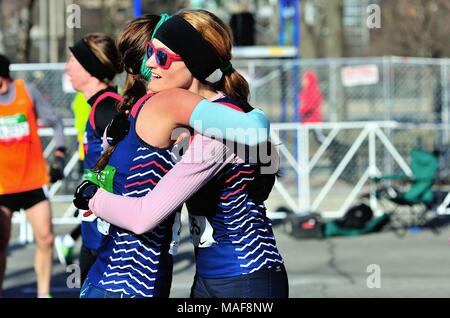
[187, 96, 284, 279]
[81, 89, 123, 250]
[86, 95, 181, 297]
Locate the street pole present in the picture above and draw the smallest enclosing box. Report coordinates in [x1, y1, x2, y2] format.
[134, 0, 142, 18]
[39, 0, 48, 62]
[49, 0, 57, 62]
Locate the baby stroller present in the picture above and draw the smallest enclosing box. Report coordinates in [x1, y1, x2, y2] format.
[368, 149, 440, 237]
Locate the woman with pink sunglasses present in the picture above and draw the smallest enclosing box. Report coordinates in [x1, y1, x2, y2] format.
[75, 10, 287, 298]
[73, 13, 273, 298]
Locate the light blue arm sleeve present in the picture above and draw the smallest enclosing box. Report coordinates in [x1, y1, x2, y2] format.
[189, 99, 269, 146]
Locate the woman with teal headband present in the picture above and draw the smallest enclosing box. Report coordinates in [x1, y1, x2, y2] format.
[75, 13, 275, 298]
[139, 13, 171, 82]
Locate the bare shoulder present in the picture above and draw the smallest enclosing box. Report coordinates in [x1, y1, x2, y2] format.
[150, 88, 202, 110]
[135, 96, 174, 148]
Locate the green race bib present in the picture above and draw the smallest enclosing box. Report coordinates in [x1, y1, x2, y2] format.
[83, 165, 116, 193]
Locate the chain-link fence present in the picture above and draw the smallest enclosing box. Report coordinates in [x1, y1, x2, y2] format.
[10, 64, 75, 121]
[11, 57, 450, 124]
[7, 58, 450, 221]
[234, 56, 450, 126]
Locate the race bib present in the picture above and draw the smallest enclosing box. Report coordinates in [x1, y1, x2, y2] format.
[169, 212, 182, 255]
[0, 114, 31, 143]
[97, 218, 111, 235]
[83, 165, 116, 193]
[189, 215, 217, 248]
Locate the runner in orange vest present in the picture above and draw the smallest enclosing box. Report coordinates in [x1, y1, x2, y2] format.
[0, 54, 66, 298]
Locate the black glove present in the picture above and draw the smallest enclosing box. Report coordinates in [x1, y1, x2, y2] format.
[49, 156, 65, 183]
[73, 180, 99, 210]
[247, 172, 276, 203]
[106, 112, 130, 146]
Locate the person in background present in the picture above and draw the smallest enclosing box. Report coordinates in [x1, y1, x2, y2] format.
[54, 33, 123, 284]
[72, 92, 91, 172]
[75, 10, 287, 298]
[53, 92, 90, 267]
[0, 53, 66, 298]
[298, 70, 325, 143]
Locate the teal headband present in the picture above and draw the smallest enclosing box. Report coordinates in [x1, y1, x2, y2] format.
[140, 13, 172, 81]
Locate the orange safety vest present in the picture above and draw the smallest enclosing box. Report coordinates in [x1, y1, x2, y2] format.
[0, 79, 49, 194]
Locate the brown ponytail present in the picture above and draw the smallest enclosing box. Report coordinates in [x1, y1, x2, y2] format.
[179, 10, 251, 107]
[217, 70, 250, 107]
[94, 15, 160, 172]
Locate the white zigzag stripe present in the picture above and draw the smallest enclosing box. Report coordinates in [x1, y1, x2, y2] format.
[226, 177, 254, 190]
[224, 205, 247, 219]
[132, 151, 174, 167]
[247, 202, 265, 208]
[223, 198, 247, 214]
[127, 169, 163, 181]
[236, 235, 275, 251]
[231, 221, 256, 234]
[137, 147, 148, 151]
[246, 258, 283, 274]
[123, 188, 151, 196]
[104, 288, 130, 295]
[232, 228, 268, 244]
[113, 248, 160, 264]
[228, 208, 263, 221]
[114, 239, 161, 254]
[117, 232, 129, 237]
[99, 279, 152, 297]
[229, 210, 264, 225]
[107, 264, 156, 282]
[238, 242, 278, 259]
[221, 193, 247, 206]
[103, 271, 155, 290]
[109, 256, 158, 273]
[239, 250, 281, 267]
[227, 216, 264, 231]
[226, 209, 261, 225]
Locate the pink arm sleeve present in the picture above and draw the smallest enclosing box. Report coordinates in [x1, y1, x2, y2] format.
[89, 135, 237, 234]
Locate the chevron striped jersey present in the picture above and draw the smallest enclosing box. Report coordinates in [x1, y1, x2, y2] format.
[86, 94, 181, 297]
[187, 96, 284, 279]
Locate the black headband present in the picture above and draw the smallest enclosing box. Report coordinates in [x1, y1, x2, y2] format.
[69, 39, 115, 82]
[154, 15, 225, 81]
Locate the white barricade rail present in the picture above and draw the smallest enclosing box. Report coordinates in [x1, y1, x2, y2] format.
[9, 59, 450, 241]
[14, 121, 450, 243]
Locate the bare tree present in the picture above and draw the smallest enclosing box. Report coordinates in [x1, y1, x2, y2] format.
[16, 0, 36, 62]
[301, 0, 345, 58]
[370, 0, 450, 57]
